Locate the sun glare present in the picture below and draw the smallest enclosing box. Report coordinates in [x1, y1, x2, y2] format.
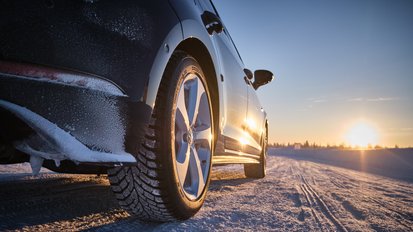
[345, 121, 378, 148]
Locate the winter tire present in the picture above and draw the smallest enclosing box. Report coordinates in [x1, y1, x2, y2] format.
[108, 51, 214, 221]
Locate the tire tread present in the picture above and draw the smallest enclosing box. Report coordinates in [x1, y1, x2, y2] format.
[108, 51, 194, 222]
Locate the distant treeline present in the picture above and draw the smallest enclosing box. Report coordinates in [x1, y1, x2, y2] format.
[269, 140, 404, 149]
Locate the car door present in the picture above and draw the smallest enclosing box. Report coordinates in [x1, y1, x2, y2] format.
[198, 0, 249, 153]
[246, 80, 266, 154]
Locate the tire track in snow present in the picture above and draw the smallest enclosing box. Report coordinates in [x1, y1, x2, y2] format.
[312, 158, 413, 230]
[1, 155, 413, 231]
[299, 183, 325, 230]
[296, 166, 348, 232]
[370, 198, 413, 231]
[302, 180, 348, 232]
[288, 160, 327, 230]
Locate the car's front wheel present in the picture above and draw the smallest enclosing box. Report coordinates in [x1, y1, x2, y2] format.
[108, 51, 214, 221]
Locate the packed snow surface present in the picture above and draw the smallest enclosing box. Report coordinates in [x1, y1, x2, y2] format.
[0, 148, 412, 231]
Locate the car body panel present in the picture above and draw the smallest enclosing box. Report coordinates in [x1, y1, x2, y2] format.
[246, 81, 266, 152]
[170, 0, 262, 157]
[0, 0, 179, 101]
[0, 65, 150, 163]
[0, 0, 269, 170]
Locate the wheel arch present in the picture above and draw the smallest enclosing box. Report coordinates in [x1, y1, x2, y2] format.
[176, 38, 220, 148]
[260, 119, 269, 152]
[145, 20, 223, 151]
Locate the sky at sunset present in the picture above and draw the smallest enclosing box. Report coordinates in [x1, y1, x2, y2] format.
[213, 0, 413, 147]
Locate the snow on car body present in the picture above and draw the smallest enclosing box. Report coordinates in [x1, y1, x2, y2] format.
[0, 0, 273, 221]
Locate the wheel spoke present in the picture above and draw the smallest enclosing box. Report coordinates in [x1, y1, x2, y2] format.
[176, 86, 190, 131]
[188, 147, 206, 196]
[187, 78, 204, 126]
[176, 142, 190, 183]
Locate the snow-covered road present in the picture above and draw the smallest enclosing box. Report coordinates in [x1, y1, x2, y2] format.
[1, 151, 412, 231]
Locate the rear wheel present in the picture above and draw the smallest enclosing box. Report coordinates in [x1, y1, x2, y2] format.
[244, 128, 267, 178]
[108, 51, 214, 221]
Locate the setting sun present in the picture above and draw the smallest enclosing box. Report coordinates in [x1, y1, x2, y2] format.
[345, 121, 379, 148]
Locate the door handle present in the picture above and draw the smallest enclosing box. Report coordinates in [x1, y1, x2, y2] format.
[201, 11, 224, 35]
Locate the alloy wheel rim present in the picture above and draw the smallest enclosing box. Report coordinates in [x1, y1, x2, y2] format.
[174, 73, 212, 200]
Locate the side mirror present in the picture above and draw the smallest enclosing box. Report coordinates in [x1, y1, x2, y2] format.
[201, 11, 224, 35]
[253, 70, 274, 90]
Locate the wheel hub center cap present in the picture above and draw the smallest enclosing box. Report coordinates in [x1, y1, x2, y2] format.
[185, 128, 193, 144]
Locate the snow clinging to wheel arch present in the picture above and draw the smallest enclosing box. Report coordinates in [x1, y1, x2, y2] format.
[0, 100, 136, 164]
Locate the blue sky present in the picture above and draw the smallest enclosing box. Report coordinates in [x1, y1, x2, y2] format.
[213, 0, 413, 147]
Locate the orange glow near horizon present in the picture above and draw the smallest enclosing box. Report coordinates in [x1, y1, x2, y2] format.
[345, 121, 379, 148]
